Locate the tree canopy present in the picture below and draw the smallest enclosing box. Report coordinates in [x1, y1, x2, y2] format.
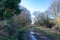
[0, 0, 21, 20]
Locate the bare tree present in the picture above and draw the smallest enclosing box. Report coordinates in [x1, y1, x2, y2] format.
[14, 8, 31, 27]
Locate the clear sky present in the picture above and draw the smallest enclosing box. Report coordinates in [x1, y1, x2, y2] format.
[20, 0, 53, 13]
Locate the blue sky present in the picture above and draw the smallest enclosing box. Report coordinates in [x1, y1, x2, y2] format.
[20, 0, 52, 13]
[19, 0, 53, 24]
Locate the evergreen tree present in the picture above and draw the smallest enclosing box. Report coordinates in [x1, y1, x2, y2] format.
[0, 0, 21, 40]
[0, 0, 21, 20]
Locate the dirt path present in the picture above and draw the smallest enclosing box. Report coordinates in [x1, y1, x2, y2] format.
[21, 30, 52, 40]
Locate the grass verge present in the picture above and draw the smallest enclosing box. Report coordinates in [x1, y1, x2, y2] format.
[31, 25, 60, 40]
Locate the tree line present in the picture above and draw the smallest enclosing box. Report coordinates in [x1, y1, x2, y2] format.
[33, 0, 60, 32]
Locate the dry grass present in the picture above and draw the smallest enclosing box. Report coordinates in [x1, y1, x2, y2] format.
[31, 25, 60, 40]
